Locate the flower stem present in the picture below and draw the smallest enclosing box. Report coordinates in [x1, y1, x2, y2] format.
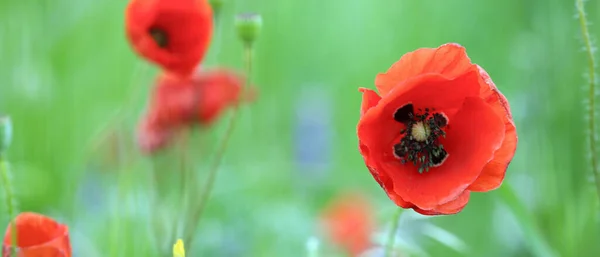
[174, 130, 191, 247]
[210, 13, 224, 64]
[576, 0, 600, 199]
[0, 155, 17, 257]
[183, 45, 253, 250]
[385, 209, 402, 257]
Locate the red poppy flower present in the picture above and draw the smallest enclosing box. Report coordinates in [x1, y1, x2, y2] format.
[357, 43, 517, 215]
[2, 212, 71, 257]
[321, 193, 373, 256]
[125, 0, 213, 77]
[137, 69, 256, 153]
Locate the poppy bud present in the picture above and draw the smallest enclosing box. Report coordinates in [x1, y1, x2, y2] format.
[0, 116, 12, 155]
[235, 13, 262, 46]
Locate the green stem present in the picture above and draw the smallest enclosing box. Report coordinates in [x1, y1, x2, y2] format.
[148, 156, 169, 255]
[0, 155, 17, 257]
[211, 13, 224, 64]
[576, 0, 600, 200]
[174, 131, 191, 247]
[385, 209, 402, 257]
[245, 45, 253, 89]
[183, 45, 253, 250]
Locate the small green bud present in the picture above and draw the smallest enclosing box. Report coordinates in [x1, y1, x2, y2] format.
[235, 13, 262, 46]
[209, 0, 224, 15]
[0, 116, 12, 155]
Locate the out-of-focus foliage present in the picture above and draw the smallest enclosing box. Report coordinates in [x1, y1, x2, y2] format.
[1, 0, 600, 256]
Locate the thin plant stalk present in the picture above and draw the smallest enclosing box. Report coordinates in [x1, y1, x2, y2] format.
[149, 156, 172, 255]
[106, 62, 148, 256]
[172, 130, 192, 248]
[576, 0, 600, 199]
[210, 12, 224, 64]
[0, 155, 17, 257]
[183, 45, 253, 251]
[385, 209, 402, 257]
[177, 10, 229, 250]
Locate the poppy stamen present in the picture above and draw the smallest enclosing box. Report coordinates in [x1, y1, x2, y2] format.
[393, 104, 448, 173]
[149, 27, 169, 48]
[393, 103, 414, 123]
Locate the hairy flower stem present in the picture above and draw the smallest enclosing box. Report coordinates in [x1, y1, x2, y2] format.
[576, 0, 600, 200]
[385, 209, 402, 257]
[0, 155, 17, 257]
[183, 45, 253, 250]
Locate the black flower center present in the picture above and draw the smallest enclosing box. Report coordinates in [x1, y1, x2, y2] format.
[393, 103, 449, 173]
[149, 27, 168, 48]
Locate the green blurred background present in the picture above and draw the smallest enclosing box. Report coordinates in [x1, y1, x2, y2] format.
[1, 0, 600, 256]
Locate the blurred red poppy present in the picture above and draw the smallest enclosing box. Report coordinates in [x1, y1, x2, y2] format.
[137, 69, 256, 153]
[2, 212, 71, 257]
[357, 43, 517, 215]
[125, 0, 213, 77]
[321, 193, 373, 257]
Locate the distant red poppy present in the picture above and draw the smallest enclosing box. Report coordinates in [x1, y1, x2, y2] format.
[357, 43, 517, 215]
[321, 193, 373, 257]
[2, 212, 71, 257]
[137, 69, 256, 153]
[125, 0, 213, 77]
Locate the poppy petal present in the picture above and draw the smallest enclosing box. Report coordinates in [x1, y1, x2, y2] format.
[375, 43, 473, 96]
[321, 193, 374, 256]
[374, 70, 481, 128]
[14, 245, 66, 257]
[360, 154, 414, 209]
[358, 87, 381, 117]
[137, 114, 174, 154]
[468, 66, 517, 191]
[125, 0, 213, 76]
[382, 97, 505, 210]
[196, 69, 247, 125]
[358, 71, 480, 169]
[137, 69, 254, 154]
[3, 213, 66, 248]
[149, 74, 198, 128]
[413, 191, 471, 215]
[358, 72, 480, 211]
[3, 213, 71, 257]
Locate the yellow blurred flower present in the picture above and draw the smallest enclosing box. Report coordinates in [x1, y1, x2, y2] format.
[173, 239, 185, 257]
